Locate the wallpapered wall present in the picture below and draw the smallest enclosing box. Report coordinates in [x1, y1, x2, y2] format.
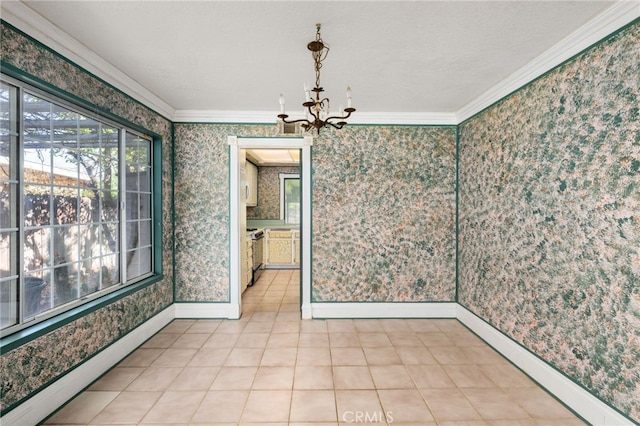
[312, 126, 457, 302]
[173, 124, 456, 303]
[0, 23, 174, 413]
[458, 21, 640, 422]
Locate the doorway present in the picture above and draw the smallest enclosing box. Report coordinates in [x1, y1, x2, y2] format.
[228, 136, 312, 319]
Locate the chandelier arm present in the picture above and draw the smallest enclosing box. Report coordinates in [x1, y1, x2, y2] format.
[279, 116, 314, 125]
[325, 109, 355, 123]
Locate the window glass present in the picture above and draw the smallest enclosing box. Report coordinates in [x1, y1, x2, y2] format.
[0, 76, 156, 334]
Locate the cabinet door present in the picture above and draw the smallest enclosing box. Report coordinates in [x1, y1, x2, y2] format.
[267, 230, 292, 264]
[246, 161, 258, 206]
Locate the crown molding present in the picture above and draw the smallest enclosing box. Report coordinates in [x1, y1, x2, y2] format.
[173, 109, 458, 125]
[456, 0, 640, 123]
[0, 1, 176, 120]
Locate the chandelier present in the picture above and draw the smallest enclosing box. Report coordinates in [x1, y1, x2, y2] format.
[278, 24, 356, 134]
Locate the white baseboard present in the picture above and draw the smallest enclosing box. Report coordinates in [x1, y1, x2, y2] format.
[0, 305, 175, 426]
[174, 302, 240, 319]
[457, 305, 634, 426]
[310, 302, 457, 319]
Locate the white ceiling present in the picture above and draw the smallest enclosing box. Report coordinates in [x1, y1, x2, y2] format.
[3, 1, 636, 123]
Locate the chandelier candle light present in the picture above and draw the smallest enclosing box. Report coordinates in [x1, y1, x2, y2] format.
[278, 23, 356, 134]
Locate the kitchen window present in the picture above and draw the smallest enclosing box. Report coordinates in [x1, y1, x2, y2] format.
[279, 173, 300, 224]
[0, 76, 158, 336]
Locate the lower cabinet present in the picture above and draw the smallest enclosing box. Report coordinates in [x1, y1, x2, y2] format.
[265, 229, 300, 268]
[241, 235, 253, 293]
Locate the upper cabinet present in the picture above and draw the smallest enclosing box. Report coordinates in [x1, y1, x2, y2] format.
[246, 161, 258, 207]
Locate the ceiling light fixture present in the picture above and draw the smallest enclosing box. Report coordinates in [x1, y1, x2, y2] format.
[278, 23, 355, 134]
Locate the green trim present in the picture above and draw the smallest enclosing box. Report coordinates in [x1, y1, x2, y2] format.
[0, 20, 172, 123]
[153, 136, 164, 276]
[171, 123, 177, 303]
[0, 274, 163, 353]
[458, 302, 636, 425]
[459, 17, 640, 127]
[455, 126, 460, 303]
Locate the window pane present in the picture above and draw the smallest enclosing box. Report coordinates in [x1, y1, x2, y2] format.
[0, 278, 17, 329]
[284, 178, 300, 224]
[24, 271, 49, 320]
[24, 227, 51, 271]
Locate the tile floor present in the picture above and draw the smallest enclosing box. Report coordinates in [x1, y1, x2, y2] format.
[45, 269, 585, 425]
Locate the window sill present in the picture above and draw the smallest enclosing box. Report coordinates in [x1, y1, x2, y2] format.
[0, 274, 164, 353]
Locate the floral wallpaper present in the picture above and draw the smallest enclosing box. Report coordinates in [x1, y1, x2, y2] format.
[458, 21, 640, 422]
[312, 125, 457, 302]
[173, 124, 457, 304]
[0, 22, 173, 413]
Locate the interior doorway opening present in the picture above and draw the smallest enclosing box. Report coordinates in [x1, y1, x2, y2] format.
[228, 136, 312, 319]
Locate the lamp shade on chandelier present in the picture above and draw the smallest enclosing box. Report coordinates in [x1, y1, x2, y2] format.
[278, 24, 356, 134]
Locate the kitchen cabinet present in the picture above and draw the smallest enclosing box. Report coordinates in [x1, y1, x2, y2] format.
[265, 229, 299, 268]
[241, 234, 253, 292]
[245, 161, 258, 207]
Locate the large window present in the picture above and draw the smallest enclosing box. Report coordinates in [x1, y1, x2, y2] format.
[0, 77, 156, 335]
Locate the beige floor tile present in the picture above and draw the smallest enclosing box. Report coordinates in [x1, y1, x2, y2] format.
[141, 390, 205, 423]
[160, 320, 196, 334]
[421, 387, 482, 421]
[290, 390, 337, 422]
[188, 347, 232, 366]
[224, 347, 264, 366]
[45, 391, 119, 424]
[406, 364, 456, 388]
[462, 388, 531, 420]
[171, 333, 210, 349]
[335, 389, 384, 422]
[260, 347, 298, 366]
[252, 366, 295, 389]
[90, 391, 162, 424]
[478, 363, 537, 388]
[298, 332, 329, 347]
[168, 366, 220, 390]
[418, 331, 454, 347]
[330, 347, 367, 365]
[210, 366, 257, 390]
[326, 319, 357, 333]
[240, 390, 291, 422]
[267, 332, 300, 347]
[395, 346, 438, 365]
[118, 348, 165, 367]
[294, 366, 334, 389]
[185, 319, 222, 333]
[296, 347, 332, 366]
[89, 367, 145, 391]
[369, 365, 415, 389]
[127, 367, 183, 391]
[363, 347, 402, 365]
[203, 332, 239, 348]
[461, 345, 509, 364]
[443, 364, 497, 388]
[142, 333, 180, 349]
[353, 319, 384, 332]
[150, 348, 198, 367]
[358, 332, 393, 347]
[333, 366, 375, 389]
[272, 321, 301, 333]
[428, 346, 472, 364]
[191, 390, 248, 423]
[387, 331, 424, 347]
[234, 332, 270, 348]
[377, 389, 434, 422]
[329, 332, 360, 347]
[508, 387, 578, 419]
[50, 273, 586, 426]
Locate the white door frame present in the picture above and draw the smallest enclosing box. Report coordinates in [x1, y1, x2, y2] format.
[228, 136, 313, 319]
